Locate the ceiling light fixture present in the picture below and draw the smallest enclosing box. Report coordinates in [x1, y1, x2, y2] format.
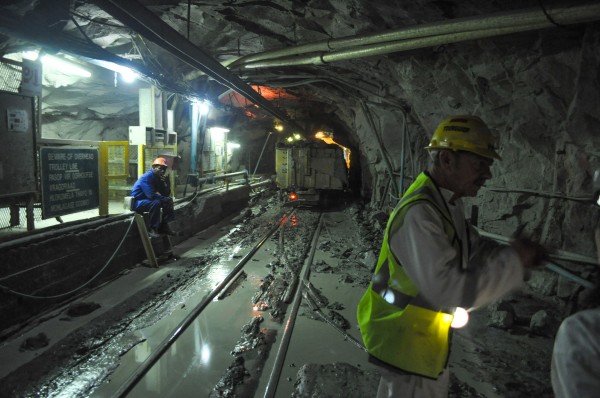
[208, 127, 230, 135]
[40, 54, 91, 78]
[92, 59, 138, 82]
[193, 99, 210, 116]
[21, 50, 39, 61]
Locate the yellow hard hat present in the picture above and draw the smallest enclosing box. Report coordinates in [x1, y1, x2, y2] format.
[152, 157, 168, 167]
[425, 115, 501, 160]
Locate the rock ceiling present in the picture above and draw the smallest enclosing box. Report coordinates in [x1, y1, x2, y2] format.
[2, 0, 594, 131]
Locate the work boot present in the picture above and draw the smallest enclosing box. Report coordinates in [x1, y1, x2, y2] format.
[148, 228, 162, 239]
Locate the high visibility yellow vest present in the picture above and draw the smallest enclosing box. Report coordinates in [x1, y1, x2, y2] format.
[357, 172, 460, 379]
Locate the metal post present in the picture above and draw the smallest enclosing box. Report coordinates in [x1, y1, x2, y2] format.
[253, 131, 272, 178]
[191, 102, 200, 174]
[134, 213, 158, 268]
[399, 114, 406, 196]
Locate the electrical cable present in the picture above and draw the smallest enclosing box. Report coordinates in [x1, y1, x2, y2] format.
[70, 14, 96, 46]
[361, 101, 400, 199]
[259, 69, 592, 207]
[69, 10, 128, 29]
[482, 186, 592, 203]
[0, 216, 135, 299]
[245, 74, 399, 108]
[0, 188, 207, 293]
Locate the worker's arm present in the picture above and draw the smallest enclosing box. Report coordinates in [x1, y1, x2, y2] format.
[388, 202, 525, 309]
[157, 174, 171, 197]
[133, 173, 164, 200]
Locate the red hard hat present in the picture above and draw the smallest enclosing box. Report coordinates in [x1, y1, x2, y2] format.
[152, 157, 168, 167]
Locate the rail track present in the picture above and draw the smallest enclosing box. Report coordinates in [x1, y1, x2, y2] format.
[0, 200, 375, 398]
[0, 197, 563, 398]
[86, 205, 377, 398]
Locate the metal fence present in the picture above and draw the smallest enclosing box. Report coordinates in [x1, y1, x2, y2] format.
[0, 58, 21, 93]
[0, 59, 41, 232]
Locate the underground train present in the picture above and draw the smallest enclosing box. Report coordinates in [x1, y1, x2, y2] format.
[275, 140, 350, 206]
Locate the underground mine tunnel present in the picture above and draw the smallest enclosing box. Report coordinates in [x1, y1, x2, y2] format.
[0, 1, 599, 397]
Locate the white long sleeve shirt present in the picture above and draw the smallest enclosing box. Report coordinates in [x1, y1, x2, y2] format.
[387, 185, 525, 309]
[551, 308, 600, 398]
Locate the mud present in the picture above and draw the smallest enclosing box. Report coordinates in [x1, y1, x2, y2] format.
[292, 362, 380, 398]
[0, 192, 570, 397]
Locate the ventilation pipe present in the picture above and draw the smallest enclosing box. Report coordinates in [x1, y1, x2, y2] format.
[228, 3, 600, 69]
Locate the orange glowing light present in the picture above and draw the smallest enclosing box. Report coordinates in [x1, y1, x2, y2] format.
[218, 86, 299, 108]
[315, 131, 352, 169]
[289, 193, 298, 201]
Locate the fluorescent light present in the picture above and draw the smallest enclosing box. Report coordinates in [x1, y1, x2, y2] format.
[208, 127, 230, 135]
[199, 101, 210, 116]
[41, 55, 91, 78]
[227, 142, 240, 150]
[192, 100, 210, 116]
[92, 59, 138, 82]
[120, 68, 137, 82]
[22, 50, 39, 61]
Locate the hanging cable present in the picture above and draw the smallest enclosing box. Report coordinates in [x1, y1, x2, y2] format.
[187, 0, 191, 40]
[69, 10, 128, 29]
[69, 14, 95, 46]
[360, 101, 399, 199]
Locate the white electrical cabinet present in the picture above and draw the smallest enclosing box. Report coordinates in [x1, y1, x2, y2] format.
[128, 126, 154, 146]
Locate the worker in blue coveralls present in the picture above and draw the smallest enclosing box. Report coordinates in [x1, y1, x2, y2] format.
[130, 157, 176, 238]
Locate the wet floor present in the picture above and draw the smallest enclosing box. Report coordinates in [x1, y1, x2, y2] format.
[0, 194, 558, 397]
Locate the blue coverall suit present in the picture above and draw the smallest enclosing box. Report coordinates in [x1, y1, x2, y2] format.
[130, 169, 174, 232]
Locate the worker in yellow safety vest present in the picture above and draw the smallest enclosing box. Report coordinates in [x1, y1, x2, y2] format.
[357, 115, 547, 397]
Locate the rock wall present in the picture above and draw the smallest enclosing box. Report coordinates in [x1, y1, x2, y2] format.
[349, 23, 600, 266]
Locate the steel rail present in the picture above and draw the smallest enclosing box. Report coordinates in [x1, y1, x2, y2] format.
[263, 212, 324, 398]
[112, 208, 295, 398]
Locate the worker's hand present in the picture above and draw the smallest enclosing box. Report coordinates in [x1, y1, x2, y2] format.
[510, 238, 547, 268]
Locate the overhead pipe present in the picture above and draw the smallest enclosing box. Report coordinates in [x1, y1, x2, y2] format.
[229, 3, 600, 69]
[240, 23, 550, 69]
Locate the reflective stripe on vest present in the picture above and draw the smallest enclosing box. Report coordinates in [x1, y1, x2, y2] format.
[372, 258, 453, 315]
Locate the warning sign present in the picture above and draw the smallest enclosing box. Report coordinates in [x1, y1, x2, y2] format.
[40, 147, 99, 218]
